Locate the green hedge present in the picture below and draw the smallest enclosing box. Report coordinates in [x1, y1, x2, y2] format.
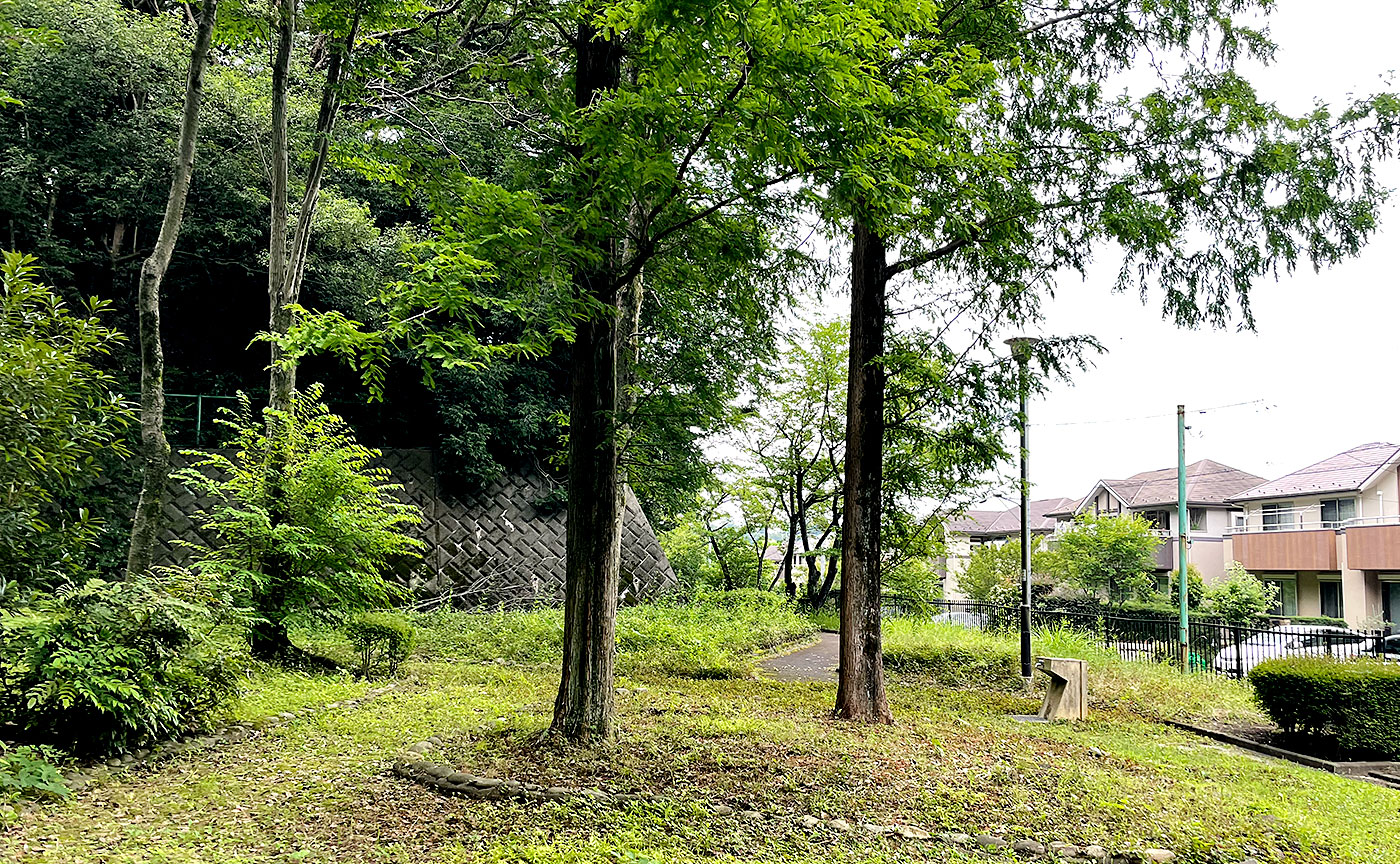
[344, 612, 415, 678]
[1249, 657, 1400, 759]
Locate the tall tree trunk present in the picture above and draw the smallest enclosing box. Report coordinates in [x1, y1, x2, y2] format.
[267, 0, 293, 410]
[835, 214, 892, 724]
[125, 0, 220, 579]
[782, 485, 798, 598]
[268, 10, 360, 412]
[551, 21, 623, 743]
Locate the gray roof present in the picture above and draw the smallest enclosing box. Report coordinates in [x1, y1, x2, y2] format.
[1055, 459, 1264, 515]
[948, 497, 1077, 536]
[1229, 442, 1400, 503]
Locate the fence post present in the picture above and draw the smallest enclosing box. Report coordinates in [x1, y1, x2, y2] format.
[1232, 624, 1243, 680]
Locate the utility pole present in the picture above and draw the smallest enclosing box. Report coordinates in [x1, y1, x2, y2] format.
[1177, 404, 1189, 672]
[1006, 337, 1040, 684]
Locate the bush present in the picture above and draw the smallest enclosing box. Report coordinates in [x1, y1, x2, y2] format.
[344, 611, 415, 677]
[1250, 657, 1400, 758]
[0, 251, 133, 597]
[0, 577, 239, 755]
[177, 386, 422, 660]
[0, 745, 69, 801]
[1287, 616, 1348, 628]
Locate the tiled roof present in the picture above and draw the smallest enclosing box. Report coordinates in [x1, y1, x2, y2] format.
[1056, 460, 1265, 515]
[948, 497, 1077, 536]
[1230, 442, 1400, 502]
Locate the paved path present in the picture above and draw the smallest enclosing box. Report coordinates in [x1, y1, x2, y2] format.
[759, 632, 838, 682]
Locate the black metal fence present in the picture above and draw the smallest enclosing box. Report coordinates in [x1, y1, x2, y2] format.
[926, 599, 1390, 678]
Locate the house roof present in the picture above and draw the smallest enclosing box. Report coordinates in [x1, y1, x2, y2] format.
[1229, 442, 1400, 502]
[948, 497, 1077, 536]
[1053, 459, 1265, 515]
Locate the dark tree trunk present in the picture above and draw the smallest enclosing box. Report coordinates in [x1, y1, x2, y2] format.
[835, 214, 892, 724]
[269, 11, 359, 413]
[551, 21, 623, 743]
[126, 0, 219, 578]
[782, 486, 798, 599]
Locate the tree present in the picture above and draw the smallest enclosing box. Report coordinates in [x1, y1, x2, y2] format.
[958, 537, 1053, 605]
[0, 252, 131, 597]
[177, 387, 421, 660]
[125, 0, 219, 578]
[1206, 562, 1279, 622]
[1046, 513, 1160, 606]
[798, 0, 1396, 723]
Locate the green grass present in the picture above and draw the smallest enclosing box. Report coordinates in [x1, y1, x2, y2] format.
[5, 599, 1393, 864]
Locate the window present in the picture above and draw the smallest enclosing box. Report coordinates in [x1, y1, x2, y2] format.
[1320, 497, 1357, 528]
[1263, 503, 1294, 532]
[1263, 578, 1298, 616]
[1141, 510, 1169, 531]
[1319, 581, 1343, 619]
[1189, 508, 1207, 532]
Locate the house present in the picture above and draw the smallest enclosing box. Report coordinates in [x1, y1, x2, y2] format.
[1049, 460, 1266, 584]
[1224, 442, 1400, 629]
[941, 497, 1077, 599]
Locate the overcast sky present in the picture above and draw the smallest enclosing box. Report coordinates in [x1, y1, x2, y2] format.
[922, 1, 1400, 509]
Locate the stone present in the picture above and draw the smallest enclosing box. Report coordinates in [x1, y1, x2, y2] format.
[799, 815, 822, 830]
[860, 823, 889, 836]
[741, 810, 765, 822]
[577, 788, 609, 801]
[976, 835, 1011, 850]
[107, 758, 123, 768]
[1143, 852, 1175, 863]
[474, 777, 504, 789]
[428, 736, 443, 746]
[544, 786, 572, 800]
[1087, 747, 1106, 758]
[1238, 858, 1260, 864]
[279, 713, 296, 720]
[424, 765, 453, 780]
[828, 818, 853, 832]
[895, 825, 932, 840]
[940, 833, 973, 845]
[1050, 842, 1082, 858]
[1014, 839, 1047, 855]
[1083, 846, 1109, 861]
[445, 772, 476, 785]
[406, 742, 432, 755]
[711, 804, 734, 816]
[134, 749, 150, 759]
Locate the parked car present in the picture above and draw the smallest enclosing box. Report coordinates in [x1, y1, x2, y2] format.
[1212, 625, 1373, 675]
[930, 611, 989, 629]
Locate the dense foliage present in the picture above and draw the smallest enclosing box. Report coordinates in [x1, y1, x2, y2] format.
[0, 252, 131, 596]
[1041, 513, 1161, 605]
[1250, 657, 1400, 759]
[177, 387, 421, 658]
[1205, 563, 1280, 622]
[0, 576, 238, 755]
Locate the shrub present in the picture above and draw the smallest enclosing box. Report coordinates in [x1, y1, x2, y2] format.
[344, 611, 415, 677]
[0, 745, 69, 801]
[1207, 563, 1278, 622]
[0, 251, 133, 597]
[1250, 657, 1400, 758]
[0, 577, 239, 755]
[177, 386, 423, 661]
[1287, 616, 1348, 628]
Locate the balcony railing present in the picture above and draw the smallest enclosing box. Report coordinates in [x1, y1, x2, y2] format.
[1225, 514, 1400, 535]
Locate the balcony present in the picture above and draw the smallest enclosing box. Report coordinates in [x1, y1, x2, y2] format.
[1150, 530, 1175, 570]
[1228, 527, 1338, 571]
[1343, 518, 1400, 570]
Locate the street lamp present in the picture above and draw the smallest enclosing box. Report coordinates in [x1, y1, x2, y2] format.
[1005, 336, 1041, 684]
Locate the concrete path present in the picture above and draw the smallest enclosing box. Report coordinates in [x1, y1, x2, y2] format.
[759, 631, 838, 682]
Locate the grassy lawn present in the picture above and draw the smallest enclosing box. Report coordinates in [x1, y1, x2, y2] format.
[4, 607, 1397, 864]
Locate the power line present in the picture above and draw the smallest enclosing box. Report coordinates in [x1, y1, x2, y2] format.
[1031, 399, 1272, 428]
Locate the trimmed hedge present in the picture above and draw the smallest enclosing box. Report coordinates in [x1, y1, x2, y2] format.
[1249, 657, 1400, 759]
[345, 612, 415, 678]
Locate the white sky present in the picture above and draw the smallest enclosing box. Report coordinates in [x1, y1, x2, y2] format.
[1010, 0, 1400, 504]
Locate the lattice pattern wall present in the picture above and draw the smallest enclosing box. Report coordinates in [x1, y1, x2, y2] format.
[156, 448, 677, 607]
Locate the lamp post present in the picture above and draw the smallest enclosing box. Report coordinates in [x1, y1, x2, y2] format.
[1005, 336, 1041, 684]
